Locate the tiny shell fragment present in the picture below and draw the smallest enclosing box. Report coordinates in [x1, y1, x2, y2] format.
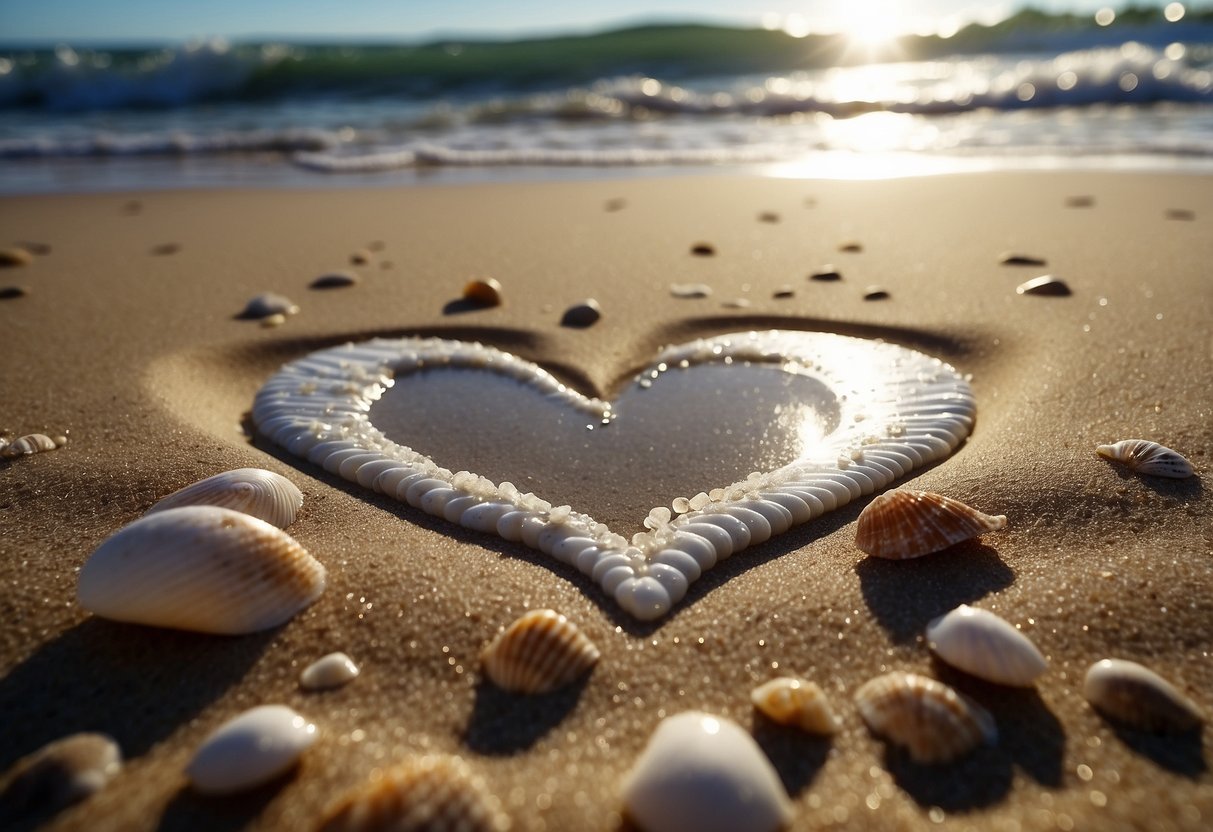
[1016, 275, 1071, 296]
[560, 299, 602, 328]
[810, 267, 842, 281]
[311, 272, 360, 289]
[750, 677, 840, 734]
[1096, 439, 1194, 479]
[863, 286, 890, 300]
[350, 249, 372, 265]
[0, 733, 122, 817]
[463, 278, 503, 307]
[1, 433, 63, 458]
[926, 605, 1047, 686]
[670, 282, 712, 299]
[690, 243, 715, 256]
[146, 468, 304, 528]
[241, 292, 299, 319]
[855, 489, 1007, 560]
[481, 609, 599, 694]
[187, 705, 317, 795]
[301, 652, 360, 691]
[772, 286, 794, 299]
[1, 285, 29, 299]
[855, 671, 996, 763]
[1083, 659, 1204, 733]
[838, 241, 863, 253]
[0, 247, 33, 267]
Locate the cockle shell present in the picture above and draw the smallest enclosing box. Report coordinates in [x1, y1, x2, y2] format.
[1, 433, 64, 458]
[463, 278, 503, 307]
[481, 609, 599, 694]
[855, 490, 1007, 560]
[0, 733, 122, 816]
[926, 605, 1047, 687]
[318, 755, 512, 832]
[187, 705, 317, 795]
[855, 672, 997, 764]
[1096, 439, 1194, 479]
[146, 468, 304, 528]
[750, 677, 840, 735]
[621, 711, 792, 832]
[1083, 659, 1204, 733]
[77, 506, 326, 635]
[300, 652, 360, 691]
[240, 292, 300, 319]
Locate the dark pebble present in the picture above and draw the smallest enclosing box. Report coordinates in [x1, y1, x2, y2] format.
[1065, 196, 1094, 208]
[1166, 209, 1195, 221]
[310, 272, 361, 289]
[150, 243, 181, 256]
[758, 212, 780, 223]
[810, 267, 842, 281]
[350, 250, 372, 265]
[691, 243, 716, 256]
[0, 286, 27, 299]
[838, 241, 863, 253]
[1000, 253, 1047, 266]
[773, 287, 795, 299]
[863, 286, 890, 301]
[561, 299, 602, 328]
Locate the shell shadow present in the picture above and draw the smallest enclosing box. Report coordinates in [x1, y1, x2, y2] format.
[879, 742, 1012, 811]
[854, 542, 1016, 644]
[155, 778, 286, 832]
[1107, 466, 1205, 502]
[750, 715, 832, 796]
[462, 677, 589, 756]
[1106, 724, 1207, 777]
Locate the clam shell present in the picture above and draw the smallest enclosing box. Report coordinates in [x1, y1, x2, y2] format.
[187, 705, 316, 795]
[855, 489, 1007, 560]
[241, 292, 299, 319]
[926, 605, 1047, 686]
[301, 652, 360, 691]
[1, 433, 63, 458]
[1083, 659, 1204, 733]
[1096, 439, 1194, 479]
[77, 506, 326, 635]
[750, 677, 840, 735]
[855, 671, 997, 763]
[462, 278, 502, 307]
[1, 733, 122, 816]
[481, 609, 599, 694]
[621, 711, 792, 832]
[146, 468, 304, 528]
[318, 755, 511, 832]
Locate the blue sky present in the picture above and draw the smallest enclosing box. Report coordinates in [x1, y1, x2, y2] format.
[0, 1, 1184, 43]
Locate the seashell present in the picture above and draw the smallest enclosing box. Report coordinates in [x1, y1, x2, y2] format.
[669, 282, 712, 298]
[0, 246, 33, 267]
[1083, 659, 1204, 733]
[77, 506, 326, 635]
[312, 271, 361, 289]
[300, 652, 360, 691]
[926, 605, 1047, 686]
[481, 609, 599, 694]
[722, 298, 752, 309]
[750, 677, 840, 735]
[622, 711, 792, 832]
[809, 267, 841, 281]
[0, 285, 28, 299]
[1096, 439, 1194, 479]
[145, 468, 304, 528]
[1, 433, 63, 458]
[855, 489, 1007, 560]
[855, 671, 996, 764]
[1015, 275, 1071, 296]
[187, 705, 317, 795]
[350, 249, 372, 265]
[262, 312, 287, 328]
[838, 241, 863, 253]
[863, 285, 890, 301]
[241, 292, 299, 319]
[463, 278, 503, 307]
[758, 211, 779, 223]
[690, 243, 715, 256]
[999, 253, 1047, 266]
[560, 299, 601, 328]
[772, 286, 794, 299]
[318, 755, 511, 832]
[0, 733, 121, 816]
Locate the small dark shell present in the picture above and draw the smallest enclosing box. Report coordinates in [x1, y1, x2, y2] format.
[560, 299, 602, 328]
[863, 286, 890, 301]
[311, 272, 361, 289]
[999, 253, 1047, 266]
[0, 286, 28, 299]
[810, 267, 842, 282]
[481, 609, 599, 694]
[462, 278, 503, 306]
[690, 243, 716, 256]
[0, 733, 122, 817]
[838, 241, 863, 253]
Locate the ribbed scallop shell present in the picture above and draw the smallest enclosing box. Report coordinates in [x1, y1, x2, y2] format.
[1083, 659, 1204, 733]
[855, 671, 997, 763]
[926, 605, 1047, 687]
[76, 506, 326, 635]
[318, 755, 511, 832]
[480, 609, 599, 694]
[750, 677, 840, 735]
[1096, 439, 1194, 479]
[1, 733, 122, 816]
[146, 468, 304, 528]
[855, 490, 1007, 560]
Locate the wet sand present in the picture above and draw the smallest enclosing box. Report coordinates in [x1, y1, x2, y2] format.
[1, 172, 1211, 831]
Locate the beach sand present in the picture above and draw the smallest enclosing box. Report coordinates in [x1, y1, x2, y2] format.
[1, 171, 1211, 831]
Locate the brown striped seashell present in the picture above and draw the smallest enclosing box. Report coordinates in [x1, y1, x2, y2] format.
[318, 755, 511, 832]
[855, 490, 1007, 560]
[1083, 659, 1204, 733]
[1096, 439, 1194, 479]
[481, 609, 599, 694]
[1, 433, 64, 458]
[926, 605, 1047, 687]
[1, 733, 122, 817]
[146, 468, 304, 528]
[77, 506, 326, 635]
[855, 671, 996, 763]
[750, 677, 840, 735]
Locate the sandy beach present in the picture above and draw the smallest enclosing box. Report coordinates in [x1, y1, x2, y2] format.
[1, 171, 1211, 831]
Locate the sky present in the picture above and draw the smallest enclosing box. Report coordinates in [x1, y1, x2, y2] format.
[0, 1, 1191, 43]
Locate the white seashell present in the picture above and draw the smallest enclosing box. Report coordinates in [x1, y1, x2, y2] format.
[1, 433, 63, 458]
[750, 677, 840, 735]
[77, 506, 326, 635]
[855, 671, 997, 763]
[1, 733, 122, 816]
[1096, 439, 1194, 479]
[481, 609, 599, 694]
[855, 490, 1007, 560]
[318, 755, 511, 832]
[1015, 275, 1071, 296]
[300, 652, 360, 691]
[1083, 659, 1204, 733]
[240, 292, 300, 319]
[186, 705, 317, 795]
[926, 605, 1047, 686]
[463, 278, 502, 307]
[146, 468, 304, 528]
[669, 282, 712, 298]
[621, 711, 792, 832]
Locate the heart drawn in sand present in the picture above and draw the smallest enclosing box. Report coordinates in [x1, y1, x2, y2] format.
[252, 331, 974, 621]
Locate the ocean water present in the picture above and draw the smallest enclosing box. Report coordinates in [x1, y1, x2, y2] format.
[3, 12, 1213, 192]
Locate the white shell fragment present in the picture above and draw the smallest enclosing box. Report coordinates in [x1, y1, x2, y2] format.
[1, 433, 64, 458]
[77, 506, 326, 635]
[622, 711, 792, 832]
[855, 490, 1007, 560]
[669, 282, 712, 298]
[241, 292, 299, 319]
[1, 733, 122, 816]
[252, 331, 976, 621]
[318, 755, 512, 832]
[855, 672, 997, 763]
[1083, 659, 1205, 733]
[300, 652, 360, 691]
[481, 609, 599, 694]
[187, 705, 317, 795]
[1096, 439, 1194, 479]
[1015, 275, 1071, 296]
[750, 677, 840, 735]
[146, 468, 304, 528]
[926, 605, 1048, 687]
